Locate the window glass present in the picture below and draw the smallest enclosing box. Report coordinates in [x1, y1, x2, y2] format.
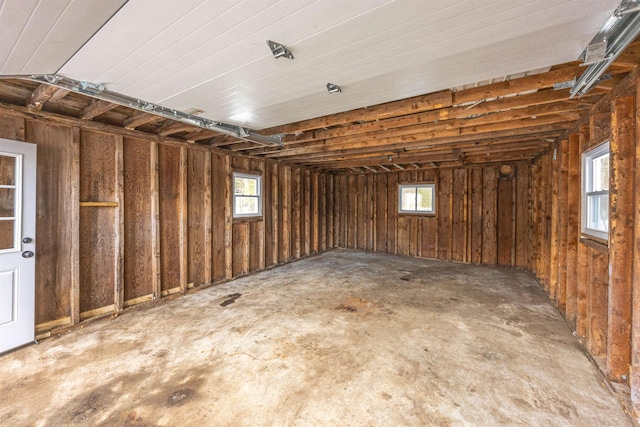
[233, 173, 262, 218]
[586, 193, 608, 233]
[234, 176, 258, 196]
[401, 187, 416, 211]
[0, 154, 18, 252]
[398, 184, 435, 214]
[591, 153, 609, 192]
[582, 142, 609, 241]
[417, 186, 433, 211]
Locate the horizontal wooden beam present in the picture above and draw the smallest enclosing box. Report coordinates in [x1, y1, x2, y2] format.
[245, 98, 591, 157]
[261, 89, 453, 135]
[242, 90, 598, 151]
[257, 63, 592, 137]
[306, 140, 548, 169]
[291, 128, 562, 161]
[335, 152, 538, 174]
[266, 114, 578, 160]
[80, 201, 119, 207]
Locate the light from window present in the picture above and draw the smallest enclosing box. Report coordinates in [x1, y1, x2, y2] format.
[398, 184, 435, 214]
[582, 142, 609, 241]
[233, 173, 262, 218]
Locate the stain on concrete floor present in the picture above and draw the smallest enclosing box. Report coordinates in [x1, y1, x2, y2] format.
[0, 249, 631, 426]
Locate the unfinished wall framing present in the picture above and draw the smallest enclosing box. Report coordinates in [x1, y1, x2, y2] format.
[2, 62, 640, 419]
[530, 71, 640, 413]
[332, 163, 530, 269]
[0, 108, 333, 335]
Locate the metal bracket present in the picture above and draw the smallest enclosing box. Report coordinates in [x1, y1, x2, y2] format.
[267, 40, 294, 59]
[326, 83, 341, 94]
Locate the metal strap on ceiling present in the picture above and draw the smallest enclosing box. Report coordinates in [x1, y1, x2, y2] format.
[0, 74, 283, 146]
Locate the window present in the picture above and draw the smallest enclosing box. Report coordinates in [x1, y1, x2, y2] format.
[582, 142, 609, 241]
[233, 172, 262, 218]
[398, 183, 435, 214]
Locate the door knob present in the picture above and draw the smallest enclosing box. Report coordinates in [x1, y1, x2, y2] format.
[22, 237, 33, 244]
[22, 251, 34, 258]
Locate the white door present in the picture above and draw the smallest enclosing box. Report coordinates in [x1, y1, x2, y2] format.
[0, 139, 36, 354]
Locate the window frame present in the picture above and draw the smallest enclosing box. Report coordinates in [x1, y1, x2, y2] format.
[581, 141, 609, 242]
[398, 183, 436, 215]
[232, 172, 263, 219]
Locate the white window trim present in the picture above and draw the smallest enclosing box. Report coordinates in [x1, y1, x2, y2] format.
[233, 172, 262, 218]
[581, 141, 609, 241]
[398, 183, 436, 214]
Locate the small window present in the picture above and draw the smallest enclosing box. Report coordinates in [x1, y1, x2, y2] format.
[582, 142, 609, 241]
[398, 183, 435, 214]
[233, 172, 262, 218]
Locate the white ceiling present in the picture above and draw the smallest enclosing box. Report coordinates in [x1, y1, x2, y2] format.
[0, 0, 127, 74]
[0, 0, 622, 129]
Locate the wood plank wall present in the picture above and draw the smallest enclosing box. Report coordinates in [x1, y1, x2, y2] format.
[0, 107, 331, 334]
[530, 81, 640, 415]
[332, 163, 530, 268]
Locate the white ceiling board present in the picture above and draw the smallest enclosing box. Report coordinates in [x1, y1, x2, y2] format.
[158, 0, 619, 128]
[57, 0, 620, 129]
[0, 0, 127, 74]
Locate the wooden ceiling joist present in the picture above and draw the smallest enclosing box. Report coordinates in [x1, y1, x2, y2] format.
[245, 90, 596, 150]
[26, 84, 57, 110]
[263, 89, 453, 136]
[123, 111, 163, 130]
[263, 115, 578, 161]
[157, 121, 199, 137]
[258, 63, 595, 139]
[305, 140, 549, 170]
[274, 129, 566, 165]
[82, 99, 118, 120]
[184, 129, 219, 142]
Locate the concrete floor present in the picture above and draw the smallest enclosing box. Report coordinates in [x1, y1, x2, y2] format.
[0, 249, 631, 426]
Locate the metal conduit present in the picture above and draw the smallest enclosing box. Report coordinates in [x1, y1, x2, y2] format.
[0, 74, 283, 146]
[571, 6, 640, 98]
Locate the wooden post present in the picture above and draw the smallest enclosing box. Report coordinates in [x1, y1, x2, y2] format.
[280, 165, 291, 262]
[556, 138, 569, 311]
[203, 153, 212, 284]
[576, 127, 590, 338]
[303, 170, 311, 255]
[565, 133, 580, 328]
[348, 174, 357, 248]
[588, 248, 609, 358]
[150, 141, 161, 299]
[632, 80, 640, 419]
[271, 163, 279, 265]
[114, 135, 124, 312]
[356, 175, 365, 250]
[608, 94, 634, 381]
[470, 168, 483, 263]
[327, 174, 334, 249]
[481, 167, 497, 265]
[515, 163, 529, 268]
[576, 242, 589, 338]
[549, 146, 560, 300]
[293, 168, 302, 258]
[179, 147, 188, 292]
[223, 155, 233, 279]
[70, 127, 80, 325]
[375, 174, 388, 252]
